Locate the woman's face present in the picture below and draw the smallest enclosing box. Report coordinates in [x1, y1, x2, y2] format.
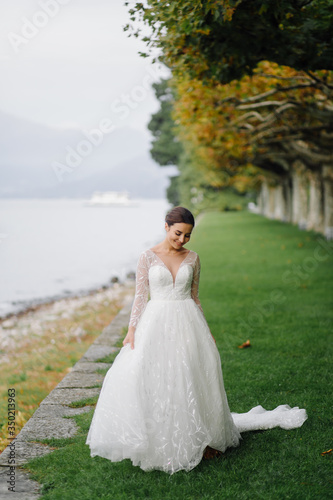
[165, 222, 193, 250]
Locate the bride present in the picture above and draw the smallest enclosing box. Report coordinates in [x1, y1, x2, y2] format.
[86, 206, 307, 474]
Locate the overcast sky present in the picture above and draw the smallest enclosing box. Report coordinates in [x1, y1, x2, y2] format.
[0, 0, 169, 134]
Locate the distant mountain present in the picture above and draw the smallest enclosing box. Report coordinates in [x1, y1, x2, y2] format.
[0, 110, 176, 198]
[17, 153, 177, 199]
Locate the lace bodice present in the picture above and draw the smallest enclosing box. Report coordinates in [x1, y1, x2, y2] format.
[129, 249, 203, 328]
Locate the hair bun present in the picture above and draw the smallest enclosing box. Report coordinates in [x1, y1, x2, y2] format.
[165, 207, 195, 227]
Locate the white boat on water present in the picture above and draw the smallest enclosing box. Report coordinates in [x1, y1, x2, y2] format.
[86, 191, 137, 207]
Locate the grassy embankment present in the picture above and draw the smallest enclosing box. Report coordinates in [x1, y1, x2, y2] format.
[0, 288, 128, 451]
[23, 211, 332, 499]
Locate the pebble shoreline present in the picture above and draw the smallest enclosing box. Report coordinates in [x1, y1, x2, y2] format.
[0, 282, 134, 365]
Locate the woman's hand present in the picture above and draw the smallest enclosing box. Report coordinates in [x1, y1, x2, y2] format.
[123, 328, 135, 350]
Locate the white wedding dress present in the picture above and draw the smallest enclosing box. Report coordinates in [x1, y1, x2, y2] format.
[86, 249, 307, 474]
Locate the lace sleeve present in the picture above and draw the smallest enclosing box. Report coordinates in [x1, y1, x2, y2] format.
[191, 254, 204, 314]
[128, 251, 150, 328]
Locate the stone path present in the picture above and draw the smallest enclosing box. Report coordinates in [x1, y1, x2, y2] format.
[0, 295, 133, 499]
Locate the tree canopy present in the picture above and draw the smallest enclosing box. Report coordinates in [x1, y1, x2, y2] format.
[125, 1, 333, 213]
[126, 0, 333, 83]
[173, 63, 333, 177]
[147, 80, 183, 166]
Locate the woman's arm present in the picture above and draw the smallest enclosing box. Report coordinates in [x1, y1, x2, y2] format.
[123, 251, 149, 349]
[191, 254, 204, 313]
[191, 254, 216, 343]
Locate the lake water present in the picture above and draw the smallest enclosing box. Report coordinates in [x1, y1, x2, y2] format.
[0, 198, 171, 318]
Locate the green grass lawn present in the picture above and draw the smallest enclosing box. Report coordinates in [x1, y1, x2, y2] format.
[24, 211, 332, 499]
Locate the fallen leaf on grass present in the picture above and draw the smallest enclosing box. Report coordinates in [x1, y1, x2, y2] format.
[238, 339, 251, 349]
[321, 449, 332, 456]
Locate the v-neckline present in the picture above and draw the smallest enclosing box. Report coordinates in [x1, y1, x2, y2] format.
[149, 249, 191, 284]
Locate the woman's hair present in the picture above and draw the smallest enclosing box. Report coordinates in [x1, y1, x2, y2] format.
[165, 206, 195, 228]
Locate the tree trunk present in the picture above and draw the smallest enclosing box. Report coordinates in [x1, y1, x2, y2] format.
[258, 179, 271, 217]
[282, 176, 293, 223]
[291, 162, 308, 230]
[268, 184, 276, 219]
[256, 166, 332, 238]
[273, 184, 284, 220]
[323, 166, 333, 240]
[307, 171, 324, 233]
[258, 176, 293, 223]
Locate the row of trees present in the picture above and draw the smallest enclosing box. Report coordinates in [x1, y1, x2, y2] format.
[126, 1, 333, 238]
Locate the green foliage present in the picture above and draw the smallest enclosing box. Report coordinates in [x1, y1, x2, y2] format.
[166, 175, 181, 206]
[67, 396, 98, 408]
[127, 0, 333, 83]
[172, 144, 256, 213]
[8, 372, 27, 384]
[146, 77, 259, 209]
[148, 80, 183, 166]
[127, 1, 333, 205]
[24, 213, 332, 499]
[95, 351, 119, 364]
[96, 367, 109, 376]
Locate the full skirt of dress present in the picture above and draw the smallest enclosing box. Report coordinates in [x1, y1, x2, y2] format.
[86, 299, 307, 474]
